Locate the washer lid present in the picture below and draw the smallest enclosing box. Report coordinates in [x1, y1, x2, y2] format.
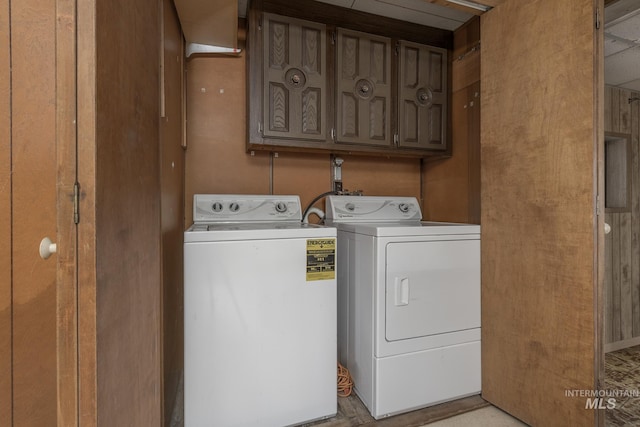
[184, 222, 336, 242]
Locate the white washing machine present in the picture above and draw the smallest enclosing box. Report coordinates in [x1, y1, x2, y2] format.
[184, 194, 337, 427]
[325, 195, 481, 419]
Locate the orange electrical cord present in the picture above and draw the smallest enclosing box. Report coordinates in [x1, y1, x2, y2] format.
[337, 363, 353, 397]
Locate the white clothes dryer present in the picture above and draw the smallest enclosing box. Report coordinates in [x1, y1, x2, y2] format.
[184, 194, 337, 426]
[326, 195, 481, 419]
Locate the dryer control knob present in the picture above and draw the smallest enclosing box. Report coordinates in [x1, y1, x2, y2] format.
[345, 203, 355, 211]
[229, 202, 240, 212]
[398, 203, 410, 213]
[212, 202, 223, 212]
[275, 202, 288, 213]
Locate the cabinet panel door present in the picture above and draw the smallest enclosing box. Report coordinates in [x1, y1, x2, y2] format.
[398, 40, 447, 150]
[262, 13, 326, 141]
[336, 29, 391, 146]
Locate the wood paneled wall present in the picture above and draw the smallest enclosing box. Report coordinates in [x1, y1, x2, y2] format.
[161, 0, 185, 423]
[604, 85, 640, 349]
[423, 17, 481, 224]
[185, 55, 422, 226]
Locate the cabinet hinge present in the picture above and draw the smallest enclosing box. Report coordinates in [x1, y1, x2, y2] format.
[595, 7, 601, 30]
[73, 182, 80, 224]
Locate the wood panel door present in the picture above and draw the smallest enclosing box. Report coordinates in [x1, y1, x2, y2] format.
[397, 40, 447, 150]
[0, 0, 62, 425]
[72, 0, 163, 425]
[336, 28, 391, 146]
[262, 13, 327, 141]
[481, 0, 603, 426]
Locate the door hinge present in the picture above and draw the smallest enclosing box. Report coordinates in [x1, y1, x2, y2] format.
[595, 7, 601, 30]
[73, 182, 80, 224]
[596, 194, 601, 216]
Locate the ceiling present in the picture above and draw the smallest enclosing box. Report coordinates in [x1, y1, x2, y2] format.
[308, 0, 473, 30]
[238, 0, 477, 30]
[605, 0, 640, 92]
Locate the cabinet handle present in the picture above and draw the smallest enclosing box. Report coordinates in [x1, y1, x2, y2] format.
[416, 87, 433, 107]
[39, 237, 57, 260]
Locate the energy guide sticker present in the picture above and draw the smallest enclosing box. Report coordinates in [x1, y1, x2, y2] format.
[306, 238, 336, 281]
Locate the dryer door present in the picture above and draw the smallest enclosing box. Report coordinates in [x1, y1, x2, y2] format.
[385, 239, 480, 341]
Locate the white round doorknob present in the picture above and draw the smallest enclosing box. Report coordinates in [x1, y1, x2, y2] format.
[604, 222, 611, 235]
[39, 237, 57, 260]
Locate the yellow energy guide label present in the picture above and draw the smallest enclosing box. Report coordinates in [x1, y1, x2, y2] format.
[306, 238, 336, 281]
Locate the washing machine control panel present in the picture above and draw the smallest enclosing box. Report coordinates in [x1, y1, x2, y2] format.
[193, 194, 302, 222]
[326, 196, 422, 221]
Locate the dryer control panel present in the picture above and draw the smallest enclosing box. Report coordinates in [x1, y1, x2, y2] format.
[193, 194, 302, 223]
[325, 196, 422, 222]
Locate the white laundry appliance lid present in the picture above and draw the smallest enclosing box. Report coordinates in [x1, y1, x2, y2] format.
[185, 222, 336, 242]
[331, 220, 480, 237]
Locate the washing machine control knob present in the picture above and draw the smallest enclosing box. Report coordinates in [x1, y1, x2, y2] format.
[398, 203, 410, 213]
[275, 202, 288, 213]
[229, 202, 240, 212]
[212, 202, 223, 213]
[345, 203, 355, 211]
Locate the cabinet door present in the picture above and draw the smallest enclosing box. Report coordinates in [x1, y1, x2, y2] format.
[262, 13, 326, 141]
[336, 29, 391, 146]
[398, 40, 447, 150]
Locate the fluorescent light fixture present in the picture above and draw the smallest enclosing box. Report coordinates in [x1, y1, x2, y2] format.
[186, 43, 242, 58]
[446, 0, 491, 12]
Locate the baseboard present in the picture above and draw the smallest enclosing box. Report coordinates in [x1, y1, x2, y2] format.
[605, 336, 640, 353]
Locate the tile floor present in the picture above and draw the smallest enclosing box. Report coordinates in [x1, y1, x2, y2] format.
[605, 345, 640, 426]
[422, 406, 526, 427]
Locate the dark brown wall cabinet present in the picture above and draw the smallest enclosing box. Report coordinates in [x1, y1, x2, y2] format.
[248, 3, 451, 157]
[398, 41, 447, 150]
[336, 29, 391, 147]
[262, 13, 327, 141]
